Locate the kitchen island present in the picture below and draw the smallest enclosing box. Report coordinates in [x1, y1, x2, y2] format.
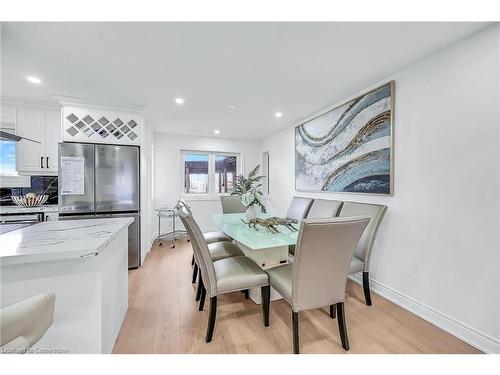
[0, 218, 133, 353]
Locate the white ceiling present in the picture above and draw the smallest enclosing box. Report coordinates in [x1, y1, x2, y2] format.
[1, 22, 490, 140]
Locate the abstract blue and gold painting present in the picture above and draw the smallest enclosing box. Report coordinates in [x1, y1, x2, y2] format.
[295, 82, 393, 195]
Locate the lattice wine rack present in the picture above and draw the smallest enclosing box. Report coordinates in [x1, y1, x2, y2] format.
[62, 106, 141, 145]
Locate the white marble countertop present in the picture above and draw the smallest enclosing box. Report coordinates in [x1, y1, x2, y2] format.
[0, 204, 59, 214]
[0, 218, 133, 265]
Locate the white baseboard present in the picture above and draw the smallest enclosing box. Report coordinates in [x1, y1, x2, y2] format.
[141, 233, 156, 264]
[349, 273, 500, 354]
[148, 233, 155, 249]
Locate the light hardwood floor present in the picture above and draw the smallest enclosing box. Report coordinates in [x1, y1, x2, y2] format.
[113, 239, 480, 354]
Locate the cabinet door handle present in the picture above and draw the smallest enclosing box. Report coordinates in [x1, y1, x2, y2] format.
[40, 156, 44, 168]
[46, 157, 50, 169]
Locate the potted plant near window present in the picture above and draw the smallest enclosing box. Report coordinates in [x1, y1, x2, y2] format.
[231, 165, 266, 219]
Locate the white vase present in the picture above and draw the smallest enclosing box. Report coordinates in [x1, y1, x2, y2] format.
[245, 206, 257, 220]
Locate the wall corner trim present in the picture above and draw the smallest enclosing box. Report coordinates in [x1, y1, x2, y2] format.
[142, 233, 156, 264]
[349, 273, 500, 354]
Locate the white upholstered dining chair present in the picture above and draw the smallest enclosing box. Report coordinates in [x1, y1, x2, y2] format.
[265, 217, 369, 353]
[339, 201, 387, 306]
[177, 199, 232, 283]
[0, 293, 56, 354]
[176, 200, 243, 304]
[220, 195, 247, 214]
[306, 199, 343, 219]
[286, 196, 314, 221]
[178, 206, 270, 343]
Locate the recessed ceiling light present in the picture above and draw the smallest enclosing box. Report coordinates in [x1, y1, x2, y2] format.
[228, 105, 236, 110]
[26, 76, 42, 84]
[213, 129, 220, 134]
[174, 97, 184, 105]
[274, 112, 283, 118]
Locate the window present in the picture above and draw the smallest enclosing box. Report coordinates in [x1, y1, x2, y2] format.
[0, 139, 17, 176]
[184, 153, 209, 194]
[215, 154, 237, 193]
[0, 123, 30, 187]
[182, 151, 240, 197]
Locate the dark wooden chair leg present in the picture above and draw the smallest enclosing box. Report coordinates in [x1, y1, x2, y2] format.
[195, 275, 203, 301]
[192, 263, 198, 284]
[205, 296, 217, 342]
[243, 289, 249, 299]
[329, 304, 336, 319]
[362, 271, 372, 306]
[191, 254, 194, 266]
[292, 311, 300, 354]
[261, 285, 270, 327]
[199, 280, 206, 311]
[336, 302, 349, 351]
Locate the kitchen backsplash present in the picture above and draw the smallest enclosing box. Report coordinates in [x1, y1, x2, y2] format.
[0, 176, 58, 206]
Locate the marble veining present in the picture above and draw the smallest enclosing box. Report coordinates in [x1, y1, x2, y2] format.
[0, 218, 133, 265]
[0, 176, 58, 206]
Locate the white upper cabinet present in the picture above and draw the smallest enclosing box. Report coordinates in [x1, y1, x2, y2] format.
[16, 108, 46, 173]
[0, 105, 17, 129]
[16, 106, 61, 175]
[44, 110, 61, 172]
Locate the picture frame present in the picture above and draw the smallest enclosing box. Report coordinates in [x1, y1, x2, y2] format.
[295, 81, 395, 195]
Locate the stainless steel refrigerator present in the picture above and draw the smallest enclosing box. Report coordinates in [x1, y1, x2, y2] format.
[58, 142, 141, 268]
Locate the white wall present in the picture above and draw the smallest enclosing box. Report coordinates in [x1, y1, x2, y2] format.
[153, 132, 260, 233]
[140, 114, 155, 263]
[259, 25, 500, 353]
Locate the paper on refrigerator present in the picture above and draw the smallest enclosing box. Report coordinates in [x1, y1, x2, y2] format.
[61, 156, 85, 195]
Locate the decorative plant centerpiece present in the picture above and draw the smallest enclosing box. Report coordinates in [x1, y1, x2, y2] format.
[231, 165, 266, 219]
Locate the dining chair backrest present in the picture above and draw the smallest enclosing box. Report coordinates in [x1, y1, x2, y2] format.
[177, 206, 218, 298]
[306, 199, 343, 219]
[220, 196, 247, 214]
[338, 202, 387, 269]
[177, 199, 193, 241]
[176, 201, 198, 263]
[292, 217, 370, 312]
[177, 198, 193, 216]
[286, 197, 314, 221]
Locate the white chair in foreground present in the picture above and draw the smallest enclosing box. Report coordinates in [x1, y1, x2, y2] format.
[265, 217, 369, 353]
[0, 293, 56, 354]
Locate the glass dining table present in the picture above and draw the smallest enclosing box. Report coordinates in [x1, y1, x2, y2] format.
[213, 213, 299, 265]
[213, 213, 299, 303]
